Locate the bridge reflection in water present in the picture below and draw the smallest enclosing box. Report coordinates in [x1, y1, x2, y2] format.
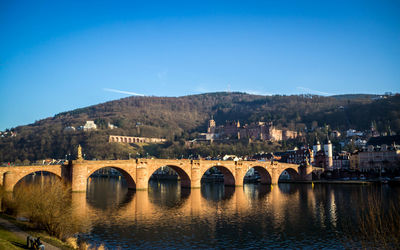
[70, 177, 375, 249]
[13, 172, 400, 248]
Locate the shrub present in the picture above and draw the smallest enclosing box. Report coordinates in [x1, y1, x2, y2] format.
[13, 180, 80, 239]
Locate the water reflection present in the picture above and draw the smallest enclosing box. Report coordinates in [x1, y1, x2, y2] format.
[72, 178, 400, 249]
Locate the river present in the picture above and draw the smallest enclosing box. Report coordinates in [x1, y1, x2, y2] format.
[67, 177, 400, 249]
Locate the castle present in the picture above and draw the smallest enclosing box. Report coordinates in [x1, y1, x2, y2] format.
[199, 118, 299, 142]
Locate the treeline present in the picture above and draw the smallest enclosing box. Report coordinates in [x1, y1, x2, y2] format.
[1, 92, 399, 162]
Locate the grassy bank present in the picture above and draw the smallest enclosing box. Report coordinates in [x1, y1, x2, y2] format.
[0, 213, 74, 250]
[0, 224, 26, 250]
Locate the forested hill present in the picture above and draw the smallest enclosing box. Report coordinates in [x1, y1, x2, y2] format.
[1, 92, 400, 162]
[41, 92, 400, 133]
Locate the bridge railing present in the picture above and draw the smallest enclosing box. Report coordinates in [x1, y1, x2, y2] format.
[0, 161, 66, 167]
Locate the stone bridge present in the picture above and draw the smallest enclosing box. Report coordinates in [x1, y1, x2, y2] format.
[0, 159, 312, 192]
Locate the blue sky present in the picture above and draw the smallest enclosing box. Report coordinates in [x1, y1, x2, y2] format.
[0, 0, 399, 130]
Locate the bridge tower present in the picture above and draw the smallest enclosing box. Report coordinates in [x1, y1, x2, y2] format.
[71, 145, 87, 192]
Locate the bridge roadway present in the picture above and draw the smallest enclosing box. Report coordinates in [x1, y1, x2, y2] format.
[0, 158, 312, 192]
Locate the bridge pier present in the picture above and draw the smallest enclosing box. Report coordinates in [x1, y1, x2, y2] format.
[3, 171, 16, 192]
[135, 167, 149, 190]
[299, 165, 313, 181]
[234, 166, 245, 187]
[71, 162, 87, 192]
[270, 168, 280, 185]
[190, 160, 201, 189]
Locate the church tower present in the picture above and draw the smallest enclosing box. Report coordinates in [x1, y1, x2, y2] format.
[207, 116, 216, 134]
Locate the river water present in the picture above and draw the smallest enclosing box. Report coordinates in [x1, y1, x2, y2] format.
[70, 178, 400, 249]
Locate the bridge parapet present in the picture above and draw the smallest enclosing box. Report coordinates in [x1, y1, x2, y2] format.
[0, 159, 312, 192]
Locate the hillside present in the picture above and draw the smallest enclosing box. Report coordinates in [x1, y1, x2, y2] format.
[1, 92, 399, 162]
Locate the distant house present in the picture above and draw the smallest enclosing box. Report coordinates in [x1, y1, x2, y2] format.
[330, 130, 341, 138]
[80, 121, 97, 131]
[222, 155, 240, 161]
[108, 122, 117, 129]
[354, 139, 367, 147]
[64, 126, 76, 132]
[346, 129, 363, 137]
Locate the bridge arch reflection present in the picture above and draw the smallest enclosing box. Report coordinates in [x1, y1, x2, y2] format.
[70, 178, 322, 237]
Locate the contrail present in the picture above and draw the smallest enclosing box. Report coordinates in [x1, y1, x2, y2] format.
[103, 88, 145, 96]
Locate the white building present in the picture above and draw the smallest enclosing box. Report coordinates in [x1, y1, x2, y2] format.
[64, 126, 76, 132]
[80, 121, 97, 131]
[346, 129, 363, 137]
[108, 122, 117, 129]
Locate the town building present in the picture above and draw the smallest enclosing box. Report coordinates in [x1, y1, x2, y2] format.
[332, 152, 350, 170]
[358, 144, 400, 172]
[279, 147, 313, 165]
[349, 151, 359, 170]
[346, 129, 363, 137]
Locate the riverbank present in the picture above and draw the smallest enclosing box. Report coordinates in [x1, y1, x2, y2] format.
[0, 214, 72, 250]
[0, 224, 26, 249]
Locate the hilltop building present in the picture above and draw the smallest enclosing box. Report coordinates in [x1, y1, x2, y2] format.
[78, 121, 97, 131]
[108, 122, 117, 129]
[109, 135, 166, 144]
[200, 118, 299, 142]
[64, 126, 76, 132]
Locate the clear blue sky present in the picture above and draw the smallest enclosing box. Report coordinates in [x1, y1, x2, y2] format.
[1, 0, 399, 130]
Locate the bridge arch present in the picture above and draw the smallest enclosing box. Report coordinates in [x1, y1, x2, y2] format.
[278, 167, 300, 182]
[87, 166, 136, 189]
[244, 166, 272, 184]
[7, 170, 62, 192]
[148, 165, 191, 188]
[201, 165, 236, 186]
